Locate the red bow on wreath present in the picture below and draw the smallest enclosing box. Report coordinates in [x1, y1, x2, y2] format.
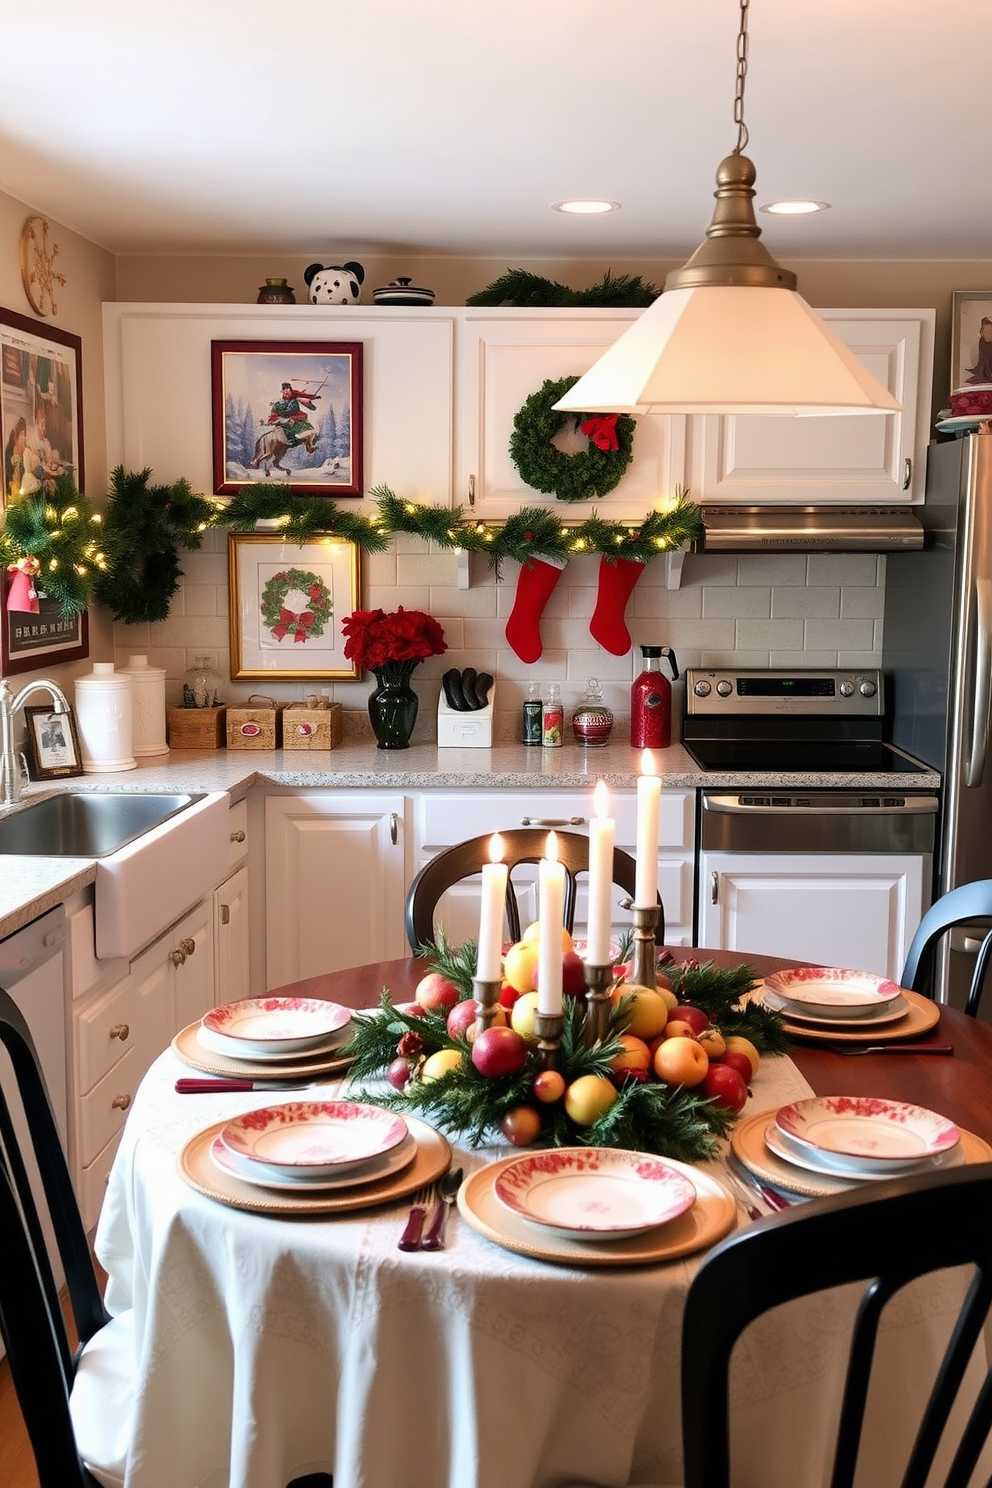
[580, 414, 620, 452]
[271, 607, 315, 643]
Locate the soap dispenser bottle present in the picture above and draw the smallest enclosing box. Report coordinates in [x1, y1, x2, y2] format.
[630, 646, 679, 749]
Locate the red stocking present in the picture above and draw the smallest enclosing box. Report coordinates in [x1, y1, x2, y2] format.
[504, 556, 567, 663]
[589, 555, 646, 655]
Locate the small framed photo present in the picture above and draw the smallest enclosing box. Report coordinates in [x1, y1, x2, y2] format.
[950, 291, 992, 394]
[211, 340, 363, 497]
[228, 532, 361, 680]
[23, 705, 84, 780]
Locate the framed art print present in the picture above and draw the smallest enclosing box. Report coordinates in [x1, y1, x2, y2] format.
[1, 305, 83, 511]
[23, 704, 84, 780]
[951, 291, 992, 394]
[212, 340, 363, 497]
[228, 532, 361, 680]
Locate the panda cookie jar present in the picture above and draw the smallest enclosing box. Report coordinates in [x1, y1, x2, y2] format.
[303, 261, 365, 305]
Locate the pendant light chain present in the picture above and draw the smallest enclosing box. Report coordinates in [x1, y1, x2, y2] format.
[733, 0, 750, 155]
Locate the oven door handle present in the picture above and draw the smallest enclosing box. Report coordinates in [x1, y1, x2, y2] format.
[700, 794, 939, 815]
[965, 576, 992, 788]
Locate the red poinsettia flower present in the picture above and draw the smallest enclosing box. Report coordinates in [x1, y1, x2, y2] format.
[341, 606, 448, 673]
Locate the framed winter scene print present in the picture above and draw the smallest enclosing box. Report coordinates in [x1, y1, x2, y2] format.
[211, 339, 363, 497]
[228, 532, 361, 680]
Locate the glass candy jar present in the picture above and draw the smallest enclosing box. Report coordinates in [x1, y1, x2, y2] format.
[182, 654, 224, 708]
[571, 677, 614, 747]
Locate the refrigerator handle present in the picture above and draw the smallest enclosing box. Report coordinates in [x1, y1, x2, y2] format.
[965, 576, 992, 788]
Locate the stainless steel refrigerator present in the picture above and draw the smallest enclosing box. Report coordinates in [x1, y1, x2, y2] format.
[883, 433, 992, 1009]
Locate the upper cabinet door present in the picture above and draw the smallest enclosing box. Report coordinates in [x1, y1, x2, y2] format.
[688, 309, 936, 506]
[456, 310, 689, 520]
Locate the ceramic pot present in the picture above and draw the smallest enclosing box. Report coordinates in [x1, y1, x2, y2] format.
[257, 277, 296, 304]
[368, 663, 420, 749]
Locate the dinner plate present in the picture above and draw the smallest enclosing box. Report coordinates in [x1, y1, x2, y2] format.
[172, 1020, 354, 1081]
[774, 1095, 960, 1163]
[210, 1129, 417, 1191]
[761, 987, 910, 1029]
[936, 415, 990, 433]
[764, 1121, 954, 1182]
[493, 1148, 697, 1241]
[197, 1022, 350, 1062]
[759, 987, 941, 1045]
[219, 1100, 409, 1178]
[730, 1108, 985, 1200]
[199, 997, 352, 1057]
[762, 967, 903, 1019]
[458, 1153, 735, 1267]
[180, 1114, 451, 1217]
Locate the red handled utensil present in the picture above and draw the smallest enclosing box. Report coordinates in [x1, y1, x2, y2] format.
[175, 1077, 322, 1093]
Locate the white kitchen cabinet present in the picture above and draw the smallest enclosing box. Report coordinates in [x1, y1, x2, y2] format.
[413, 788, 695, 948]
[697, 850, 928, 980]
[688, 309, 935, 506]
[455, 310, 688, 521]
[264, 792, 408, 987]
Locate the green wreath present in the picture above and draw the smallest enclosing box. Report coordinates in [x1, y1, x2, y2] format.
[259, 568, 332, 642]
[509, 375, 635, 504]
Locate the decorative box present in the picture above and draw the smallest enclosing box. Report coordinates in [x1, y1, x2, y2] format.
[283, 698, 343, 751]
[437, 684, 495, 748]
[166, 705, 227, 750]
[226, 695, 285, 750]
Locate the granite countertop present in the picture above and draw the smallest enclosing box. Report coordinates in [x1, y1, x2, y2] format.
[0, 740, 941, 942]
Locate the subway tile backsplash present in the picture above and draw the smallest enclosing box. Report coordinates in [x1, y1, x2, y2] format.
[114, 536, 886, 745]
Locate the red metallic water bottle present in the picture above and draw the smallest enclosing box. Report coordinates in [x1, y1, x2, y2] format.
[630, 645, 679, 748]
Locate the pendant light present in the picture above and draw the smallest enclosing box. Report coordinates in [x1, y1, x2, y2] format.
[554, 0, 899, 419]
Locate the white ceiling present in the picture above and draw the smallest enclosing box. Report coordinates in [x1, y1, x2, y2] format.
[0, 0, 983, 263]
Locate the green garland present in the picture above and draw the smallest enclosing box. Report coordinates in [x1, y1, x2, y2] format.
[92, 466, 219, 624]
[0, 476, 102, 616]
[466, 269, 660, 308]
[509, 376, 636, 504]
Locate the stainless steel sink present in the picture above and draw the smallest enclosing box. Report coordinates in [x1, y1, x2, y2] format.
[0, 791, 207, 857]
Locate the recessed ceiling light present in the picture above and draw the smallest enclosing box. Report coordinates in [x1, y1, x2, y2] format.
[759, 199, 831, 216]
[551, 199, 621, 215]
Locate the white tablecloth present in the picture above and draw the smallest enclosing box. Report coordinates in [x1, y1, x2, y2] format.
[96, 1050, 988, 1488]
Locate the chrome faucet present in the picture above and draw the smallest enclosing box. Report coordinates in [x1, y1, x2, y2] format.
[0, 678, 72, 807]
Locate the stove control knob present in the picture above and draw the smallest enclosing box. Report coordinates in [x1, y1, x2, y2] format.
[716, 680, 733, 697]
[839, 680, 855, 697]
[693, 680, 712, 697]
[859, 680, 878, 697]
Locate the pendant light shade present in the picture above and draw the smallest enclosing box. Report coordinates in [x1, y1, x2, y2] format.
[555, 14, 900, 420]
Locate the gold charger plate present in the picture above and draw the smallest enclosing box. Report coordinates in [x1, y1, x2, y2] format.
[457, 1152, 736, 1267]
[757, 987, 941, 1045]
[179, 1113, 450, 1215]
[730, 1107, 992, 1199]
[172, 1019, 354, 1081]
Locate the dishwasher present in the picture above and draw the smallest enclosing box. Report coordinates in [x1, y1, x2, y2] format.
[682, 669, 939, 978]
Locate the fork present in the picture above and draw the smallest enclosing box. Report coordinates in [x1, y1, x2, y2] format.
[397, 1185, 434, 1251]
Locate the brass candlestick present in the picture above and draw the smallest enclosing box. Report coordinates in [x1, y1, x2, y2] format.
[472, 975, 504, 1037]
[627, 901, 661, 990]
[534, 1010, 564, 1068]
[582, 961, 615, 1046]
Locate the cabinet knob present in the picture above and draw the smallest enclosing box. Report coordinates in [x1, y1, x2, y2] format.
[230, 829, 247, 843]
[169, 948, 187, 967]
[179, 937, 196, 957]
[109, 1022, 130, 1042]
[111, 1093, 132, 1112]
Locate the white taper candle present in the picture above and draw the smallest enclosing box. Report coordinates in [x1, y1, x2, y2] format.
[475, 833, 508, 983]
[586, 780, 615, 966]
[635, 750, 661, 908]
[537, 831, 565, 1016]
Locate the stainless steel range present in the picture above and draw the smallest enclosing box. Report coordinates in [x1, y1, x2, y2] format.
[681, 669, 939, 977]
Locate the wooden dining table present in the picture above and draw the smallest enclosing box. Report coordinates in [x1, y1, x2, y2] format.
[93, 949, 992, 1488]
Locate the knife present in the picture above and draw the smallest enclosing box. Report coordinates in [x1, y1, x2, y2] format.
[823, 1042, 954, 1057]
[175, 1077, 328, 1093]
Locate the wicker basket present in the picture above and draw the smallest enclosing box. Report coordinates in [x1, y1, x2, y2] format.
[226, 695, 285, 750]
[283, 699, 343, 751]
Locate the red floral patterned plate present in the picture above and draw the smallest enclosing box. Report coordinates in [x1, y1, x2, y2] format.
[774, 1096, 960, 1165]
[762, 967, 903, 1020]
[199, 997, 352, 1058]
[493, 1147, 696, 1241]
[219, 1100, 409, 1179]
[210, 1129, 417, 1192]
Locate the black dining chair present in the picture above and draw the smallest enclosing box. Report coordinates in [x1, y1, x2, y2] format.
[0, 985, 134, 1488]
[404, 827, 665, 953]
[900, 879, 992, 1018]
[679, 1161, 992, 1488]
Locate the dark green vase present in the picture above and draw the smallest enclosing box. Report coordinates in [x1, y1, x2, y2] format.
[368, 664, 419, 749]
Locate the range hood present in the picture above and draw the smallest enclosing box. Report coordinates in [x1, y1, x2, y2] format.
[700, 506, 925, 551]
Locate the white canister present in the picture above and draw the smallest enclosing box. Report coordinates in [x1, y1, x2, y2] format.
[74, 662, 137, 773]
[120, 654, 169, 757]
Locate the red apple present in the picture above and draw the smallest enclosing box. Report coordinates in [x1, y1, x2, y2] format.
[561, 949, 586, 996]
[669, 1003, 710, 1036]
[719, 1050, 756, 1084]
[702, 1062, 748, 1113]
[499, 1106, 542, 1146]
[471, 1025, 528, 1078]
[387, 1056, 413, 1091]
[499, 983, 522, 1011]
[414, 971, 462, 1014]
[446, 998, 480, 1039]
[394, 1001, 427, 1019]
